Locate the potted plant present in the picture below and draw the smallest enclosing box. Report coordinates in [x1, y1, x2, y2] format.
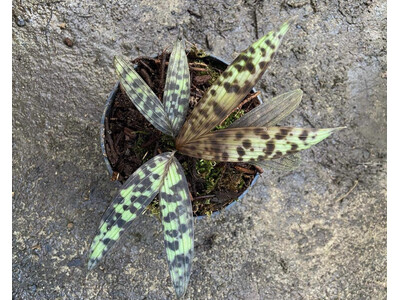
[100, 54, 264, 218]
[88, 17, 343, 298]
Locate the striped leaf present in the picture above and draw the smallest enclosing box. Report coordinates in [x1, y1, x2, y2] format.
[230, 89, 303, 128]
[177, 127, 343, 162]
[159, 157, 194, 299]
[88, 152, 173, 270]
[114, 56, 174, 136]
[163, 38, 190, 137]
[176, 17, 296, 146]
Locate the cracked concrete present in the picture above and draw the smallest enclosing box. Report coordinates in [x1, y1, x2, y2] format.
[13, 0, 386, 299]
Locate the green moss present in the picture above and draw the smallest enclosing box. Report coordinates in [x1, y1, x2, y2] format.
[160, 134, 176, 150]
[188, 45, 221, 85]
[147, 198, 162, 220]
[238, 177, 245, 190]
[188, 45, 207, 58]
[196, 159, 222, 195]
[204, 210, 213, 217]
[215, 109, 245, 130]
[193, 107, 247, 197]
[181, 161, 190, 177]
[218, 170, 245, 193]
[130, 133, 149, 161]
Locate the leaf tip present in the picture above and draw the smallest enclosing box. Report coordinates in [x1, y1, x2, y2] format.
[174, 285, 188, 299]
[293, 88, 303, 95]
[291, 88, 303, 102]
[332, 126, 347, 132]
[284, 15, 299, 27]
[177, 27, 184, 41]
[113, 55, 124, 74]
[113, 55, 120, 65]
[319, 126, 346, 140]
[278, 15, 298, 36]
[87, 258, 96, 271]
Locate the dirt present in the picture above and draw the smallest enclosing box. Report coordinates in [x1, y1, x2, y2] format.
[104, 52, 261, 216]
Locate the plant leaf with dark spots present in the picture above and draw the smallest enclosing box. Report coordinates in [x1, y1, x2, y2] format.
[159, 156, 194, 299]
[114, 56, 174, 136]
[176, 17, 296, 146]
[177, 127, 343, 162]
[163, 38, 190, 137]
[229, 89, 303, 128]
[88, 152, 173, 270]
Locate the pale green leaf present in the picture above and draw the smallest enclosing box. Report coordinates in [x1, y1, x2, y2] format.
[159, 157, 194, 299]
[114, 56, 174, 136]
[88, 152, 173, 270]
[163, 38, 190, 137]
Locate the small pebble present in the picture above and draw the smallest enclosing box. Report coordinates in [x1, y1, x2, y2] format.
[31, 244, 41, 251]
[67, 222, 74, 230]
[63, 37, 74, 47]
[16, 16, 25, 27]
[29, 284, 37, 293]
[59, 23, 67, 29]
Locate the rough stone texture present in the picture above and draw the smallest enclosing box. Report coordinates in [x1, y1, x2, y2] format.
[12, 0, 386, 299]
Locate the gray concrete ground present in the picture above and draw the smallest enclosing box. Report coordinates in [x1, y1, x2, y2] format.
[12, 0, 386, 299]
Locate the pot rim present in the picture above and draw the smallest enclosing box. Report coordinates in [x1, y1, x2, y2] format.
[100, 54, 262, 217]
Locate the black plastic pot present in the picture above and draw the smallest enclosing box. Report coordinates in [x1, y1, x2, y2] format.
[100, 55, 261, 217]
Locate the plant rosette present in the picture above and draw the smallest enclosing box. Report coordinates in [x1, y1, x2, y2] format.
[100, 54, 262, 218]
[89, 17, 344, 299]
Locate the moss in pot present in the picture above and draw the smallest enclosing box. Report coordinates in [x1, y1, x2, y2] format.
[89, 17, 343, 299]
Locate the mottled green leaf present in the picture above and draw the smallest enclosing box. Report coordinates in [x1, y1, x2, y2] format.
[114, 56, 174, 136]
[178, 126, 343, 162]
[163, 38, 190, 137]
[159, 157, 194, 299]
[88, 153, 173, 270]
[230, 89, 303, 128]
[177, 17, 296, 146]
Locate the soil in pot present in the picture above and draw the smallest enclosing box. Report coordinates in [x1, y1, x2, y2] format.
[104, 47, 262, 217]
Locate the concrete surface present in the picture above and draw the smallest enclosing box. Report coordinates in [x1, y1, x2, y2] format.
[12, 0, 386, 299]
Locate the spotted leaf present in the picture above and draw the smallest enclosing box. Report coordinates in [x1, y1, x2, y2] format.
[177, 127, 343, 162]
[230, 89, 303, 128]
[88, 153, 173, 270]
[229, 89, 303, 172]
[163, 38, 190, 137]
[159, 157, 194, 299]
[114, 56, 174, 136]
[176, 17, 296, 146]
